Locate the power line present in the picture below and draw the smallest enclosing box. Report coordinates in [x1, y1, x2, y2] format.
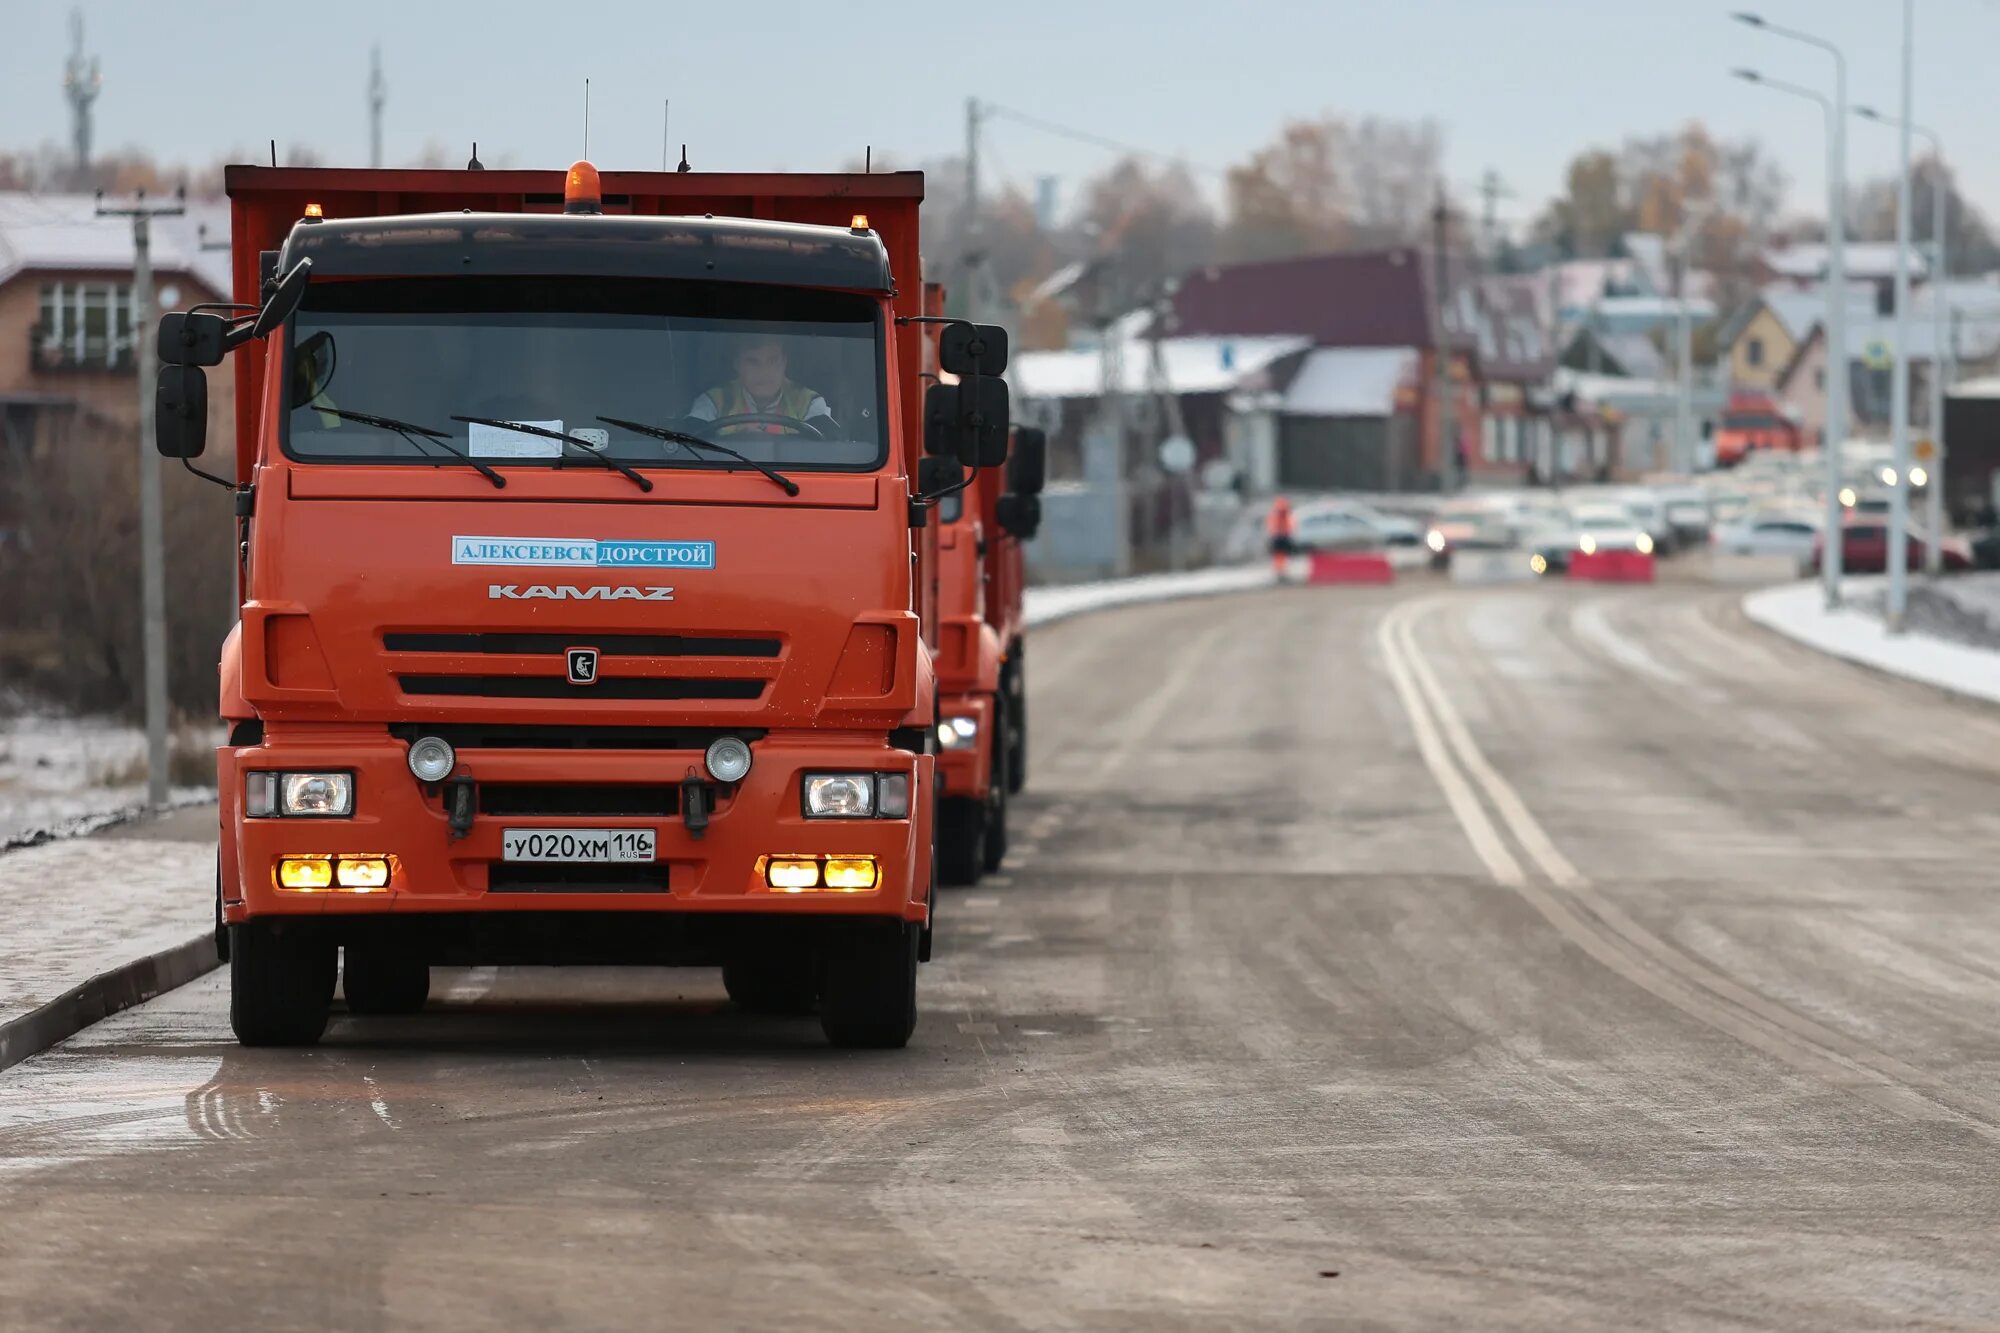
[978, 101, 1225, 178]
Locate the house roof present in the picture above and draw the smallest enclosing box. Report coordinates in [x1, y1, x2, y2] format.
[0, 192, 232, 296]
[1764, 241, 1930, 283]
[1012, 334, 1308, 400]
[1281, 347, 1417, 417]
[1168, 248, 1442, 349]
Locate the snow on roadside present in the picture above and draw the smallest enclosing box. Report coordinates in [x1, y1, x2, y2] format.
[1025, 565, 1275, 629]
[0, 713, 212, 847]
[1743, 578, 2000, 707]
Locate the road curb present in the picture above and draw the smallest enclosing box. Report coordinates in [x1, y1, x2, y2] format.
[0, 933, 218, 1073]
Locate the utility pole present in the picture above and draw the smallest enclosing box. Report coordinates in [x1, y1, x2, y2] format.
[1477, 170, 1510, 263]
[62, 9, 101, 179]
[1885, 0, 1915, 633]
[1432, 192, 1458, 491]
[368, 45, 387, 169]
[97, 188, 187, 807]
[964, 97, 983, 324]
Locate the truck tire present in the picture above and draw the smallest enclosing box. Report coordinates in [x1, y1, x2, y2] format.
[819, 921, 919, 1049]
[938, 796, 985, 886]
[981, 701, 1009, 874]
[229, 920, 336, 1047]
[342, 946, 431, 1016]
[723, 955, 817, 1016]
[1006, 652, 1027, 795]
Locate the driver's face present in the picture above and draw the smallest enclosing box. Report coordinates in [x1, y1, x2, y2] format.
[737, 343, 787, 400]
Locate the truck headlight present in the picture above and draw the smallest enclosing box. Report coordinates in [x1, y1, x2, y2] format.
[803, 773, 874, 818]
[936, 717, 979, 751]
[247, 771, 355, 817]
[282, 772, 354, 817]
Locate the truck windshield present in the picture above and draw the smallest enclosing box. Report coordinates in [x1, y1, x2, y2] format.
[283, 276, 886, 473]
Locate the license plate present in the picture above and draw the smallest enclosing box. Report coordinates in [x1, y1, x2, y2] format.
[501, 828, 656, 862]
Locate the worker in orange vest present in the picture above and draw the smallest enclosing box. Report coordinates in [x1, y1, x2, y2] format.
[1266, 495, 1296, 576]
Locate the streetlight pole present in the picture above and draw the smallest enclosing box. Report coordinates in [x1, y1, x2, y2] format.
[1858, 105, 1948, 577]
[96, 187, 185, 807]
[1884, 0, 1916, 632]
[1671, 207, 1712, 475]
[1734, 14, 1848, 609]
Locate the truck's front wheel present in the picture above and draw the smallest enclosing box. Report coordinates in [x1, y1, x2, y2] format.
[342, 946, 432, 1015]
[229, 921, 336, 1047]
[820, 921, 919, 1049]
[938, 796, 986, 886]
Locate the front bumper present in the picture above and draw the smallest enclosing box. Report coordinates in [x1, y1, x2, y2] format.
[220, 731, 931, 924]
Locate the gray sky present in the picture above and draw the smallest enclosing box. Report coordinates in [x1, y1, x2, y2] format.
[5, 0, 1998, 231]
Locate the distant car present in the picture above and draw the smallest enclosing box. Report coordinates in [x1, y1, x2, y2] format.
[1616, 493, 1679, 555]
[1425, 499, 1512, 568]
[1663, 496, 1711, 546]
[1713, 513, 1820, 564]
[1571, 505, 1657, 557]
[1292, 500, 1423, 551]
[1290, 507, 1387, 554]
[1517, 510, 1579, 576]
[1811, 522, 1971, 574]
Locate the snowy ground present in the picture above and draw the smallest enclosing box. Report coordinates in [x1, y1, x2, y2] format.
[0, 713, 212, 847]
[1744, 576, 2000, 707]
[1024, 564, 1275, 627]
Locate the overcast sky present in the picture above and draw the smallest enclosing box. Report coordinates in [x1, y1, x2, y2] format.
[5, 0, 1998, 232]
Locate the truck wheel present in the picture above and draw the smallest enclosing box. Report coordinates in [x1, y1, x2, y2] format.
[229, 920, 336, 1047]
[820, 921, 919, 1049]
[981, 703, 1009, 874]
[723, 954, 817, 1015]
[938, 796, 985, 886]
[1006, 655, 1028, 795]
[342, 946, 431, 1016]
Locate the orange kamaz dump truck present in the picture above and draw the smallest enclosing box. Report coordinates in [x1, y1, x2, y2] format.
[932, 414, 1044, 885]
[153, 162, 1010, 1048]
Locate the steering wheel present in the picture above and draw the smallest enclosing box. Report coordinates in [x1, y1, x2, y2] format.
[696, 412, 830, 440]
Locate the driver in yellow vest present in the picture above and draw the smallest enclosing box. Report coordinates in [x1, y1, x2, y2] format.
[687, 335, 835, 435]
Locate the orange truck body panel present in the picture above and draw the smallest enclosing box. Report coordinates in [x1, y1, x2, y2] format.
[214, 167, 938, 936]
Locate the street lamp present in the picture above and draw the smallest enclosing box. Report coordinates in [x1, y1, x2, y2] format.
[1734, 14, 1850, 610]
[1881, 0, 1917, 632]
[1856, 104, 1948, 578]
[1668, 203, 1714, 475]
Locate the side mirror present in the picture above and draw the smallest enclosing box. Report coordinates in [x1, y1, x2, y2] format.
[157, 311, 228, 367]
[938, 321, 1010, 377]
[996, 493, 1041, 540]
[156, 365, 209, 459]
[250, 257, 313, 340]
[917, 455, 964, 495]
[1007, 426, 1047, 496]
[924, 377, 1011, 468]
[959, 377, 1010, 469]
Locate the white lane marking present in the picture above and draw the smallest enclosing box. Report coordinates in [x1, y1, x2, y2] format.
[962, 896, 1000, 909]
[1385, 593, 2000, 1138]
[1374, 603, 1523, 886]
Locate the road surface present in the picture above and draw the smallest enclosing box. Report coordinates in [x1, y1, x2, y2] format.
[5, 581, 2000, 1330]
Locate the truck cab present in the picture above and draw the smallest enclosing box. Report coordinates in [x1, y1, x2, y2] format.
[157, 164, 1010, 1049]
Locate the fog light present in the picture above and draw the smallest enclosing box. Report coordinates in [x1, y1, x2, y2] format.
[704, 735, 752, 783]
[765, 856, 821, 890]
[335, 857, 390, 890]
[407, 735, 456, 783]
[277, 856, 333, 890]
[823, 857, 878, 890]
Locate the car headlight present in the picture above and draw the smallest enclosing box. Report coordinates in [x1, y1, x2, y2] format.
[1579, 535, 1597, 555]
[1635, 533, 1654, 555]
[1426, 530, 1446, 552]
[245, 771, 354, 818]
[803, 773, 874, 818]
[704, 736, 753, 783]
[936, 717, 979, 751]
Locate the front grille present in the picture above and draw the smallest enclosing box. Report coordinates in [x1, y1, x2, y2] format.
[389, 723, 762, 751]
[479, 783, 678, 818]
[385, 631, 781, 659]
[488, 862, 670, 893]
[399, 675, 765, 701]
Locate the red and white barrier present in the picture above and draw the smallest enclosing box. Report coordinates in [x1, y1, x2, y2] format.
[1306, 551, 1396, 584]
[1568, 550, 1655, 583]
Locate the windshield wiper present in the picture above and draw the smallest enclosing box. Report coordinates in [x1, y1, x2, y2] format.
[596, 416, 800, 497]
[450, 416, 653, 493]
[317, 407, 505, 488]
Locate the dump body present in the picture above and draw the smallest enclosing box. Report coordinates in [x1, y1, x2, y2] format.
[206, 167, 942, 1041]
